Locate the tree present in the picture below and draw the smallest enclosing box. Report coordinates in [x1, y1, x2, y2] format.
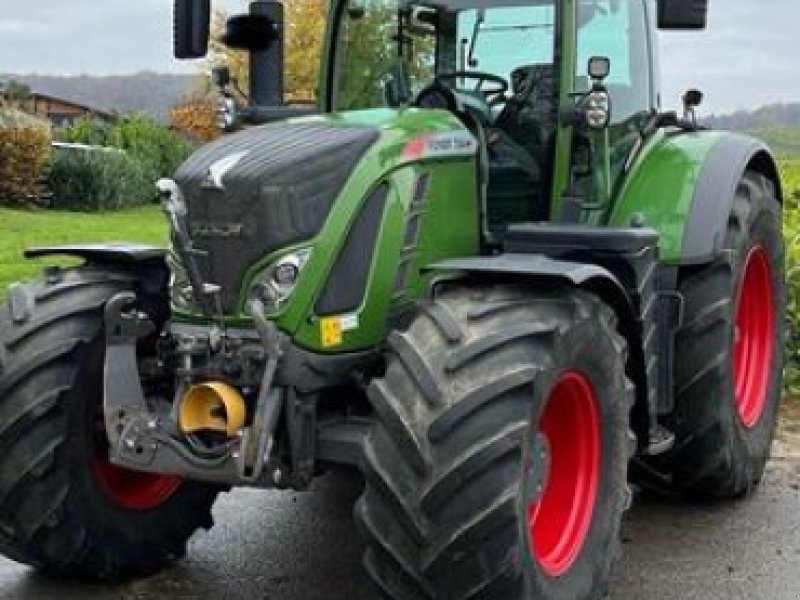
[283, 0, 325, 101]
[335, 7, 435, 110]
[170, 89, 220, 142]
[2, 80, 32, 107]
[207, 0, 326, 103]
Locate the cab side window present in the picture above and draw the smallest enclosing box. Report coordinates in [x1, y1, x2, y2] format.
[574, 0, 653, 204]
[576, 0, 652, 122]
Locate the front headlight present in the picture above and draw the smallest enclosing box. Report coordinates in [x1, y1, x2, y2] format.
[248, 248, 313, 313]
[216, 94, 238, 132]
[585, 90, 611, 130]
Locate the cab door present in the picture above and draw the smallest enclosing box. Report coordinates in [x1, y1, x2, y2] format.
[563, 0, 656, 224]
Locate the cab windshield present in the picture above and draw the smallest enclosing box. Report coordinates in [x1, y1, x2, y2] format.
[331, 0, 557, 112]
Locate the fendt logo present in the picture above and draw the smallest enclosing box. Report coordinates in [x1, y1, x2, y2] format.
[190, 222, 245, 238]
[202, 151, 249, 190]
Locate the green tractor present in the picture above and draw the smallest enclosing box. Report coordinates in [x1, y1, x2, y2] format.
[0, 0, 785, 597]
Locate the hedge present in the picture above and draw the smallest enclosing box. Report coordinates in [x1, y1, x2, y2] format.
[48, 147, 154, 211]
[783, 163, 800, 396]
[48, 114, 194, 210]
[59, 113, 193, 189]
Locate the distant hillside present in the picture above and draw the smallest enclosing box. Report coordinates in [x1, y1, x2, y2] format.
[706, 103, 800, 131]
[705, 103, 800, 157]
[1, 72, 200, 122]
[740, 126, 800, 158]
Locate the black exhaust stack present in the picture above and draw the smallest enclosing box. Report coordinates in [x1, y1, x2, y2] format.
[221, 1, 284, 107]
[249, 2, 284, 107]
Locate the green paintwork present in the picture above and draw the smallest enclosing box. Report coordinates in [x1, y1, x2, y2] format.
[172, 0, 756, 357]
[228, 108, 480, 352]
[609, 129, 724, 263]
[549, 0, 576, 216]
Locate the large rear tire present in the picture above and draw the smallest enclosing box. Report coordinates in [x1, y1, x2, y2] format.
[636, 170, 785, 498]
[0, 267, 220, 579]
[357, 285, 634, 599]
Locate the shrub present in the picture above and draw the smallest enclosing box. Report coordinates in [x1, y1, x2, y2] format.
[51, 113, 194, 209]
[107, 113, 193, 184]
[170, 90, 220, 143]
[60, 113, 193, 189]
[48, 147, 154, 211]
[0, 108, 51, 206]
[783, 162, 800, 396]
[57, 116, 111, 147]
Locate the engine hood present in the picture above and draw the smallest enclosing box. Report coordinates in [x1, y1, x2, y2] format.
[173, 120, 379, 311]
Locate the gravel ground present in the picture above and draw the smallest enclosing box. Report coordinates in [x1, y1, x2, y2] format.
[1, 405, 798, 600]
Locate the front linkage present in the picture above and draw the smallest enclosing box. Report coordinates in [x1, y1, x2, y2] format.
[103, 290, 289, 488]
[97, 179, 296, 489]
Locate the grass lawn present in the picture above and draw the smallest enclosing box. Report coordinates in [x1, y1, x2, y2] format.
[0, 205, 166, 300]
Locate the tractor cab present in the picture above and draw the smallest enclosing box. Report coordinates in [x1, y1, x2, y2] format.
[321, 0, 660, 237]
[330, 0, 561, 234]
[198, 0, 661, 240]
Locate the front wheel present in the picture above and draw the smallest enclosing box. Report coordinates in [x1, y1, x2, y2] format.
[357, 285, 634, 599]
[0, 267, 220, 579]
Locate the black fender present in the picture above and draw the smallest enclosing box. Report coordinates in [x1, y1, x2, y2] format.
[682, 133, 782, 264]
[25, 244, 170, 321]
[427, 249, 660, 452]
[428, 253, 632, 309]
[426, 254, 637, 361]
[25, 243, 167, 265]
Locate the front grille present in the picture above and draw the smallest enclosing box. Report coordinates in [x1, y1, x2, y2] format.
[174, 122, 379, 312]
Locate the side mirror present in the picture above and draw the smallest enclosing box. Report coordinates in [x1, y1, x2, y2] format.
[657, 0, 709, 30]
[174, 0, 211, 59]
[683, 88, 704, 110]
[682, 88, 704, 128]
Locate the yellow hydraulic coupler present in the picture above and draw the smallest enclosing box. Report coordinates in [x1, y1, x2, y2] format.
[178, 382, 247, 437]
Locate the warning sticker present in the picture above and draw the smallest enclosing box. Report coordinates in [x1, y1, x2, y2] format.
[320, 316, 342, 348]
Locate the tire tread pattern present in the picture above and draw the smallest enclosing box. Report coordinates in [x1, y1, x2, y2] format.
[357, 286, 633, 600]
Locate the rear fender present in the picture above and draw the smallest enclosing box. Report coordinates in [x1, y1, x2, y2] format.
[611, 131, 782, 265]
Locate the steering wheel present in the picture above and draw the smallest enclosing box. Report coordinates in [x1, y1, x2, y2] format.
[435, 71, 509, 107]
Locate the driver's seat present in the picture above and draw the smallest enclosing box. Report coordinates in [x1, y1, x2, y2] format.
[495, 64, 557, 169]
[484, 64, 556, 235]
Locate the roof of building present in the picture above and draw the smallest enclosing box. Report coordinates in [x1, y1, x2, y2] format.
[27, 91, 116, 120]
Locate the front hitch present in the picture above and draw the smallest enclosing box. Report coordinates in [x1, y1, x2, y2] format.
[102, 292, 286, 487]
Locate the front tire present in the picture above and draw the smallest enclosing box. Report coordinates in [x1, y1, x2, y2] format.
[0, 267, 220, 579]
[357, 285, 634, 599]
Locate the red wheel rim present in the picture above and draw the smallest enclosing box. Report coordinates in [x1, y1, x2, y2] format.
[733, 246, 775, 428]
[91, 439, 181, 510]
[527, 371, 601, 577]
[90, 381, 181, 510]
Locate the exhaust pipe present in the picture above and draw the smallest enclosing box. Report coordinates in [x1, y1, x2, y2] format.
[178, 382, 247, 438]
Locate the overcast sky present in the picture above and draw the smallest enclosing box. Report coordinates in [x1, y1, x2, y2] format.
[0, 0, 797, 115]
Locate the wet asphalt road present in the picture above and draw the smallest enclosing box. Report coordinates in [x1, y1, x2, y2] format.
[1, 455, 799, 599]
